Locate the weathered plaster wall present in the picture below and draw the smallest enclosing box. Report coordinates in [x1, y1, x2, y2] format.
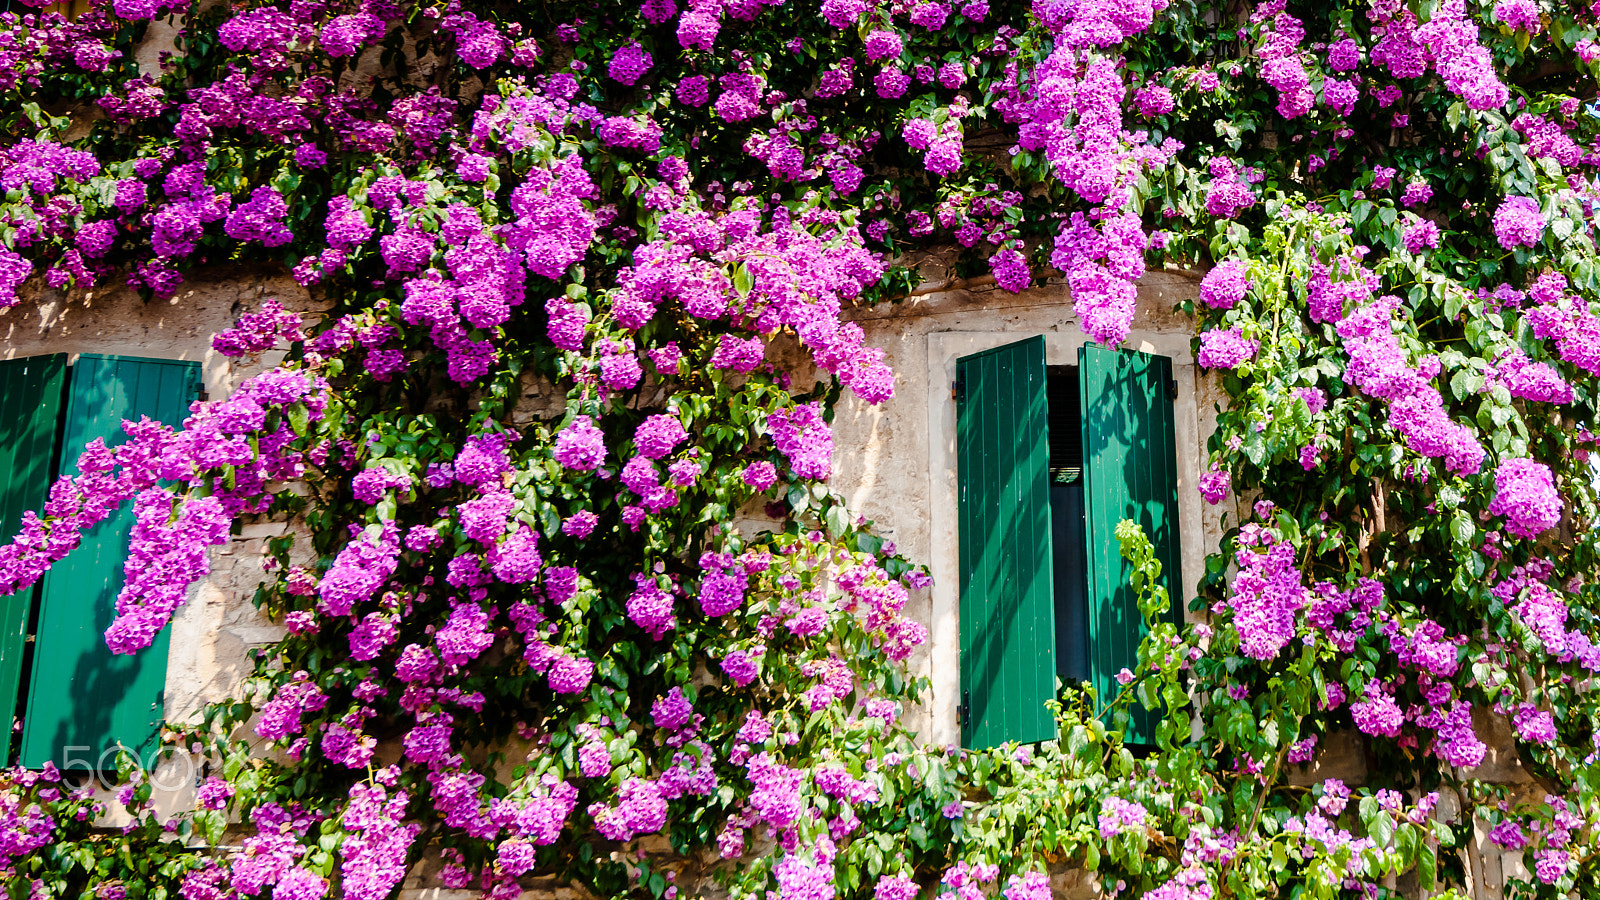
[0, 265, 1539, 898]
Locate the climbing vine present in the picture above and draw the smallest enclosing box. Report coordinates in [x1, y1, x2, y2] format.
[1, 0, 1599, 897]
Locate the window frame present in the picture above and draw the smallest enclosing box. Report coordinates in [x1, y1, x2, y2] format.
[923, 329, 1209, 748]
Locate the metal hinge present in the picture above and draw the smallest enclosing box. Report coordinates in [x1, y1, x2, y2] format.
[953, 375, 965, 402]
[1167, 377, 1178, 401]
[958, 690, 971, 729]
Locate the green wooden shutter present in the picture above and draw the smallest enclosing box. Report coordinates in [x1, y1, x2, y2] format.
[0, 355, 68, 763]
[21, 355, 201, 770]
[1079, 344, 1182, 746]
[957, 337, 1056, 749]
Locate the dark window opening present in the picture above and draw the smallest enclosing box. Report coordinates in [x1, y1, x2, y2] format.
[1046, 366, 1090, 687]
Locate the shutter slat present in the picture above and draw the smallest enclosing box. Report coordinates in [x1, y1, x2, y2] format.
[0, 355, 67, 763]
[1079, 345, 1182, 746]
[957, 338, 1056, 748]
[21, 355, 199, 770]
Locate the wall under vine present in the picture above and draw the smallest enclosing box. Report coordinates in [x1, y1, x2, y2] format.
[0, 0, 1598, 898]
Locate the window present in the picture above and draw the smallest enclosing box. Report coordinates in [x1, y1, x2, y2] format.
[954, 337, 1182, 749]
[0, 353, 201, 770]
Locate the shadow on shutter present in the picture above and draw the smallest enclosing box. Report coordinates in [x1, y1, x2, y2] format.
[0, 355, 68, 764]
[1079, 344, 1182, 746]
[21, 355, 200, 771]
[957, 337, 1056, 749]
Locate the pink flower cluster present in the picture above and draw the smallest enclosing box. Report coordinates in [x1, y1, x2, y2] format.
[1336, 294, 1483, 475]
[211, 299, 303, 357]
[1052, 210, 1148, 346]
[1221, 524, 1308, 661]
[1494, 197, 1545, 249]
[1488, 458, 1562, 539]
[767, 403, 834, 481]
[1197, 326, 1258, 370]
[1198, 260, 1250, 309]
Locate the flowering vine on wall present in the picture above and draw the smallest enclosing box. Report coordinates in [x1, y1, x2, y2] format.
[0, 0, 1598, 897]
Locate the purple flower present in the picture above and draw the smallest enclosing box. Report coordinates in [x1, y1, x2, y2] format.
[1317, 779, 1350, 816]
[634, 414, 687, 459]
[591, 778, 667, 841]
[677, 10, 720, 50]
[489, 526, 542, 583]
[224, 185, 294, 247]
[547, 654, 593, 694]
[720, 651, 759, 685]
[1097, 797, 1147, 838]
[651, 687, 694, 731]
[698, 565, 747, 617]
[767, 404, 833, 481]
[75, 220, 118, 258]
[274, 868, 328, 900]
[317, 521, 401, 618]
[1535, 849, 1570, 884]
[320, 12, 384, 57]
[1494, 196, 1545, 249]
[745, 753, 804, 829]
[990, 247, 1031, 293]
[578, 734, 612, 778]
[1298, 444, 1320, 470]
[1351, 683, 1403, 737]
[255, 672, 327, 741]
[436, 600, 494, 665]
[349, 613, 399, 660]
[599, 347, 642, 390]
[1199, 463, 1230, 505]
[1489, 819, 1527, 849]
[627, 574, 676, 638]
[1327, 38, 1360, 72]
[1513, 703, 1556, 744]
[1495, 0, 1543, 33]
[742, 461, 779, 491]
[874, 66, 911, 99]
[197, 777, 234, 811]
[863, 29, 903, 61]
[1294, 387, 1327, 415]
[608, 42, 651, 86]
[1203, 153, 1254, 217]
[1286, 736, 1317, 764]
[1402, 218, 1441, 254]
[1226, 526, 1307, 660]
[1135, 84, 1174, 117]
[1001, 872, 1050, 900]
[876, 875, 920, 900]
[908, 1, 950, 29]
[677, 75, 711, 107]
[553, 416, 606, 471]
[1199, 260, 1251, 309]
[1488, 458, 1562, 539]
[458, 490, 514, 544]
[1197, 326, 1259, 370]
[562, 510, 598, 539]
[901, 118, 937, 150]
